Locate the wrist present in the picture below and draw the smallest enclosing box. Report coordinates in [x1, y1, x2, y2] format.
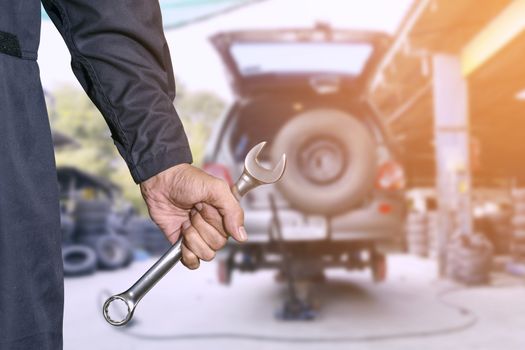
[140, 163, 192, 200]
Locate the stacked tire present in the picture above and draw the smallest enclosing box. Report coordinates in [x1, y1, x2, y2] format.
[62, 245, 97, 277]
[63, 199, 133, 276]
[126, 217, 170, 256]
[446, 233, 493, 285]
[74, 199, 112, 245]
[62, 236, 133, 275]
[406, 212, 429, 257]
[94, 235, 133, 270]
[510, 189, 525, 266]
[479, 212, 512, 255]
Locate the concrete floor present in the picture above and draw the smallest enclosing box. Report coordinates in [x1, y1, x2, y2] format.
[64, 254, 525, 350]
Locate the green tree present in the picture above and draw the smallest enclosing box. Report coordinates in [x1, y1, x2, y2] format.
[49, 84, 225, 214]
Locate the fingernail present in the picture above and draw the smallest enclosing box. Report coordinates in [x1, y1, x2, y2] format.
[182, 220, 191, 230]
[238, 226, 248, 241]
[190, 208, 197, 216]
[195, 203, 203, 211]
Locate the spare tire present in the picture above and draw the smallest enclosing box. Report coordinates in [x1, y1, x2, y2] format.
[62, 245, 97, 277]
[271, 109, 377, 215]
[94, 235, 133, 270]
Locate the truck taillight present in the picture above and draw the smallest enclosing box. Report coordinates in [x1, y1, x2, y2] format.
[203, 163, 233, 186]
[376, 160, 405, 191]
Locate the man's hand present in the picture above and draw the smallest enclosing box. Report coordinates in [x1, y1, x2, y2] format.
[139, 164, 245, 270]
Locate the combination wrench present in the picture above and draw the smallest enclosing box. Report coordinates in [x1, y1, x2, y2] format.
[103, 141, 286, 326]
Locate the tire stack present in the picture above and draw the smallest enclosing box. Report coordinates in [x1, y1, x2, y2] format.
[446, 233, 493, 285]
[63, 199, 133, 276]
[125, 217, 169, 256]
[74, 199, 112, 246]
[509, 189, 525, 270]
[406, 212, 429, 257]
[485, 212, 512, 255]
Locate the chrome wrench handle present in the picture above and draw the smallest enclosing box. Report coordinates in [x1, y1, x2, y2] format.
[102, 238, 183, 326]
[103, 142, 286, 326]
[231, 172, 263, 200]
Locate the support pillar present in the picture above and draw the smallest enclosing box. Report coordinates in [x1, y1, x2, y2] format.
[432, 54, 472, 276]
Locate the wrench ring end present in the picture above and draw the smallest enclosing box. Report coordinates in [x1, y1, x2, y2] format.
[103, 294, 134, 327]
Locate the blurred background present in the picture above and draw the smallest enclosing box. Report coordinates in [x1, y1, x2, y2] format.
[41, 0, 525, 349]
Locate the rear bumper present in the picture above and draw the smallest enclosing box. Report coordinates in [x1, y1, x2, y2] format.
[220, 195, 405, 277]
[243, 194, 405, 243]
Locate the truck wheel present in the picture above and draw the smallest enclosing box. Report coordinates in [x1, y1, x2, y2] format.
[372, 253, 387, 282]
[271, 108, 377, 215]
[218, 255, 234, 285]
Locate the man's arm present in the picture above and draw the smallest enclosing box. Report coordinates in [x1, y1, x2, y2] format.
[42, 0, 245, 268]
[42, 0, 189, 182]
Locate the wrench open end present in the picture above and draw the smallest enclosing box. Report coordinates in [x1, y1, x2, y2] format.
[245, 141, 286, 184]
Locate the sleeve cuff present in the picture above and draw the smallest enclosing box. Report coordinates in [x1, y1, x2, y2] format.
[130, 146, 193, 183]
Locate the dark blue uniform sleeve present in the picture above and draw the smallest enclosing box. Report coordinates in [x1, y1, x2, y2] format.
[41, 0, 193, 183]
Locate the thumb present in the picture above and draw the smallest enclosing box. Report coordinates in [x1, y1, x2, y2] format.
[206, 179, 246, 242]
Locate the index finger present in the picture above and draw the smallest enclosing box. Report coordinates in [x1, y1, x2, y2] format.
[201, 180, 246, 242]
